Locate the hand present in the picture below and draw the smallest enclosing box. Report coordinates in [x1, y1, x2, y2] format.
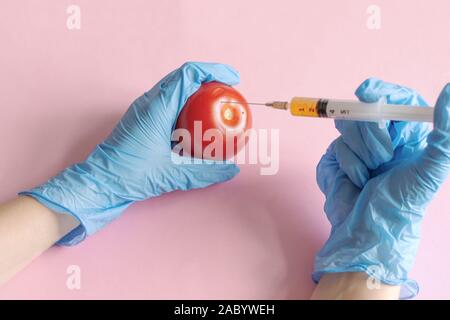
[20, 62, 241, 246]
[314, 78, 450, 298]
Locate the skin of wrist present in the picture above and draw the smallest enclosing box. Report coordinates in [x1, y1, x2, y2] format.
[311, 272, 401, 300]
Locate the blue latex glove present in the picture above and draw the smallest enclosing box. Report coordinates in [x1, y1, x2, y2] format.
[314, 78, 450, 298]
[20, 62, 241, 246]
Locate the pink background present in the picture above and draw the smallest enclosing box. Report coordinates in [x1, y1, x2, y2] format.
[1, 0, 449, 299]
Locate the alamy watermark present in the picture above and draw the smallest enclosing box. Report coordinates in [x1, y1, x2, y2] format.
[66, 5, 81, 30]
[66, 264, 81, 290]
[171, 122, 280, 175]
[366, 5, 381, 30]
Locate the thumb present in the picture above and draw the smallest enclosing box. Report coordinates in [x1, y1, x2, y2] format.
[415, 83, 450, 191]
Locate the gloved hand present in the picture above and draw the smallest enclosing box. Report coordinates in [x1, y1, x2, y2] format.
[20, 62, 241, 246]
[314, 78, 450, 298]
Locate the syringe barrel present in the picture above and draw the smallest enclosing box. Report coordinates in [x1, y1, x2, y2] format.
[378, 104, 433, 122]
[289, 97, 434, 122]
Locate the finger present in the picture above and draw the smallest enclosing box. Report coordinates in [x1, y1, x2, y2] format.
[335, 120, 393, 170]
[159, 61, 240, 117]
[316, 140, 361, 226]
[414, 83, 450, 192]
[323, 169, 361, 227]
[355, 77, 428, 106]
[317, 138, 369, 191]
[169, 153, 241, 190]
[316, 139, 340, 195]
[333, 137, 369, 188]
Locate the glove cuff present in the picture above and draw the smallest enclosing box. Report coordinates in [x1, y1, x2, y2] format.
[19, 162, 134, 246]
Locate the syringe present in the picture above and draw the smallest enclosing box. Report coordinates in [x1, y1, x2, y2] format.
[222, 97, 434, 123]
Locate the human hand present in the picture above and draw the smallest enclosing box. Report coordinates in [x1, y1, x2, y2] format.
[20, 62, 241, 245]
[314, 78, 450, 298]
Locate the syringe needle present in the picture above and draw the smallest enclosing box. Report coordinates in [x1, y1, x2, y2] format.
[220, 100, 289, 110]
[220, 101, 279, 108]
[247, 102, 270, 106]
[220, 100, 266, 106]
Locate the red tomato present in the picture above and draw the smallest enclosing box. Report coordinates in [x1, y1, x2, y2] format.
[174, 81, 252, 160]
